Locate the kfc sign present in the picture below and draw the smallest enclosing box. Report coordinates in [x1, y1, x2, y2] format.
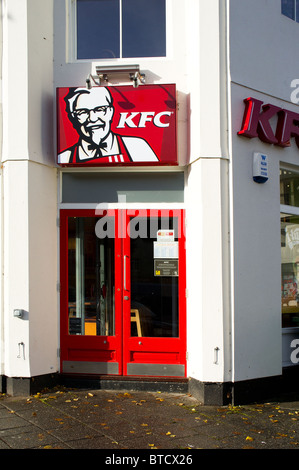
[238, 97, 299, 148]
[57, 84, 177, 166]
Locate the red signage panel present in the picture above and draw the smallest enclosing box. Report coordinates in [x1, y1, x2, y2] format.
[57, 84, 177, 166]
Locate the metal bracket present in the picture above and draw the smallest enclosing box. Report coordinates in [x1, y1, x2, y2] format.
[86, 64, 145, 89]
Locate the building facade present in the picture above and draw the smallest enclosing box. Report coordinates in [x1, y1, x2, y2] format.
[0, 0, 299, 404]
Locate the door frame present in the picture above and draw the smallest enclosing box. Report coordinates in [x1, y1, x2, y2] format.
[59, 208, 187, 378]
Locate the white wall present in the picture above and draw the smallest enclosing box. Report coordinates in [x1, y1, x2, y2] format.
[230, 0, 299, 103]
[228, 0, 299, 380]
[186, 157, 231, 383]
[230, 84, 283, 380]
[1, 0, 57, 378]
[185, 0, 232, 383]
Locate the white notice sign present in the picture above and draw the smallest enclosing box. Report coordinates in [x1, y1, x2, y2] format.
[154, 241, 178, 259]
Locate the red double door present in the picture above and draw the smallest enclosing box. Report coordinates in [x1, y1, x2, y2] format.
[60, 209, 186, 378]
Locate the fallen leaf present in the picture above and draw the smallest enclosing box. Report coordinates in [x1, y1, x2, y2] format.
[246, 436, 253, 441]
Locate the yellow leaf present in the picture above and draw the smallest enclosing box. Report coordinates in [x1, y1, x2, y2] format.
[246, 436, 253, 441]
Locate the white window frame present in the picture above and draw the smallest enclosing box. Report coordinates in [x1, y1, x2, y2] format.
[67, 0, 171, 63]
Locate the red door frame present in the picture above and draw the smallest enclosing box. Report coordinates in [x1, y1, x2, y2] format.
[60, 208, 186, 377]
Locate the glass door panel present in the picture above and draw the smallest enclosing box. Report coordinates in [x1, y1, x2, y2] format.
[130, 216, 179, 338]
[68, 217, 115, 336]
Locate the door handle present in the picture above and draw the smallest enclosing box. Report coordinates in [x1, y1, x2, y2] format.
[124, 255, 128, 291]
[124, 296, 129, 300]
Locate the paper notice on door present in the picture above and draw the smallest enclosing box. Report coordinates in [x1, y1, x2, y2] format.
[154, 241, 178, 259]
[157, 230, 175, 242]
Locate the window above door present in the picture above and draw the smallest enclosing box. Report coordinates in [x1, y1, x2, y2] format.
[74, 0, 167, 60]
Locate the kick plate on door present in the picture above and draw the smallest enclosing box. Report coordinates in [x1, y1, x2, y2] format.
[63, 361, 119, 375]
[127, 363, 185, 377]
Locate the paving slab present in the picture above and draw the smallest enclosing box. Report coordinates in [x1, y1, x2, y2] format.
[0, 387, 299, 453]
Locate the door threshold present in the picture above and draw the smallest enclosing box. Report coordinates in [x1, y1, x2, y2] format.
[59, 374, 189, 394]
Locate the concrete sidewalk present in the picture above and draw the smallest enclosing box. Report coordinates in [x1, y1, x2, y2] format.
[0, 386, 299, 450]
